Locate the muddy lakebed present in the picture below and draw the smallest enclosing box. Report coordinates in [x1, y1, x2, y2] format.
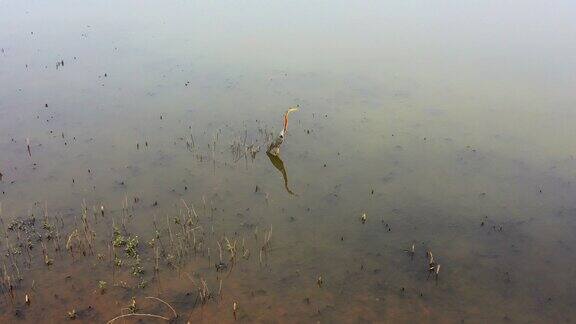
[1, 1, 576, 323]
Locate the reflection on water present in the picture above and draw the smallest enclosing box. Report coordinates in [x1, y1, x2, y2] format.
[267, 151, 297, 196]
[1, 0, 576, 323]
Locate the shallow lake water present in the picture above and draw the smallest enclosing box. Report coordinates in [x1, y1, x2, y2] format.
[1, 1, 576, 323]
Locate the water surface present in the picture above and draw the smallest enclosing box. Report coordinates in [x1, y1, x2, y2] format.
[1, 1, 576, 323]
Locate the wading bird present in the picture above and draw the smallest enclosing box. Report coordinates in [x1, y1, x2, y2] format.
[267, 106, 299, 156]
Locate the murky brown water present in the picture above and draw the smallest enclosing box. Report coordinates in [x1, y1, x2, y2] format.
[1, 1, 576, 323]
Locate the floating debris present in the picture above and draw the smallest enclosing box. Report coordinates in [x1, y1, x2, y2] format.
[426, 250, 441, 281]
[404, 243, 415, 259]
[98, 281, 107, 294]
[215, 261, 228, 272]
[360, 213, 367, 224]
[26, 137, 31, 157]
[67, 309, 76, 320]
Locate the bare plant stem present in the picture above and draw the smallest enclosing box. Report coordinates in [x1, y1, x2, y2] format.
[106, 313, 169, 323]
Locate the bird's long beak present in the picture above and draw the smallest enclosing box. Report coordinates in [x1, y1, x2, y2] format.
[283, 106, 299, 132]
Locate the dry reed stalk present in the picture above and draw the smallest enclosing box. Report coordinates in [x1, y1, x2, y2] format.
[167, 215, 174, 251]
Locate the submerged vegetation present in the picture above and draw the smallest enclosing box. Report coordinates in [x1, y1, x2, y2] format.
[0, 194, 277, 322]
[0, 116, 290, 320]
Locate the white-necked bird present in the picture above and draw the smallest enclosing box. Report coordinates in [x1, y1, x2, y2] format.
[267, 106, 299, 156]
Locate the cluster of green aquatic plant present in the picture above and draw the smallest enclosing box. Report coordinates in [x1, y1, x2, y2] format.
[0, 198, 273, 321]
[112, 227, 126, 247]
[111, 226, 145, 279]
[98, 280, 107, 294]
[114, 256, 122, 267]
[9, 247, 22, 256]
[42, 221, 56, 241]
[112, 226, 139, 258]
[42, 221, 53, 230]
[125, 236, 139, 258]
[131, 256, 144, 277]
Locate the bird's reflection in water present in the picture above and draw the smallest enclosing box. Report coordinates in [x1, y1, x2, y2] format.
[266, 152, 296, 196]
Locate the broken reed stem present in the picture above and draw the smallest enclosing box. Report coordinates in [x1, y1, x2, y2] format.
[200, 278, 210, 303]
[259, 249, 263, 267]
[154, 246, 160, 273]
[218, 278, 223, 300]
[263, 225, 273, 250]
[3, 262, 15, 305]
[224, 237, 237, 262]
[66, 229, 78, 261]
[26, 138, 31, 157]
[80, 204, 94, 255]
[167, 215, 174, 251]
[213, 133, 216, 174]
[152, 213, 167, 253]
[202, 196, 206, 217]
[181, 199, 194, 224]
[53, 214, 62, 253]
[217, 240, 223, 262]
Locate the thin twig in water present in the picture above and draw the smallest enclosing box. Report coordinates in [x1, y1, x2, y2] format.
[145, 296, 177, 318]
[106, 313, 169, 323]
